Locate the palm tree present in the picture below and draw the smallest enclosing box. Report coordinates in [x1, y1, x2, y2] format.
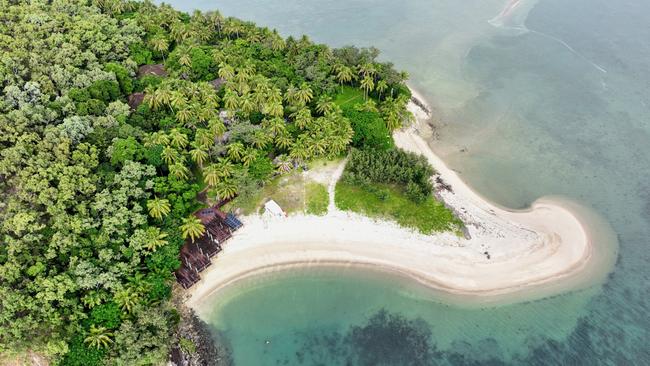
[84, 325, 114, 349]
[264, 102, 284, 117]
[145, 227, 168, 252]
[296, 83, 313, 105]
[376, 80, 388, 100]
[147, 198, 171, 220]
[176, 108, 195, 127]
[359, 63, 377, 78]
[252, 130, 271, 149]
[239, 93, 256, 115]
[179, 53, 192, 68]
[170, 163, 190, 181]
[223, 90, 239, 111]
[335, 65, 355, 86]
[275, 155, 293, 174]
[114, 288, 140, 313]
[241, 148, 258, 167]
[208, 118, 226, 139]
[263, 117, 286, 136]
[180, 215, 205, 242]
[189, 144, 209, 167]
[284, 84, 299, 106]
[161, 146, 180, 165]
[289, 142, 310, 162]
[360, 76, 375, 101]
[291, 108, 312, 130]
[216, 158, 235, 179]
[275, 132, 293, 150]
[169, 128, 188, 149]
[316, 96, 336, 115]
[218, 63, 235, 80]
[170, 92, 187, 110]
[145, 131, 170, 147]
[203, 164, 221, 187]
[150, 36, 169, 62]
[227, 142, 245, 161]
[213, 179, 238, 200]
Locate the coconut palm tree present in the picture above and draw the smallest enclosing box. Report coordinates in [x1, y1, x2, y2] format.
[335, 65, 355, 86]
[169, 128, 188, 149]
[296, 83, 313, 105]
[180, 215, 205, 242]
[316, 96, 336, 115]
[275, 155, 293, 174]
[291, 108, 312, 130]
[169, 163, 190, 181]
[223, 90, 239, 111]
[84, 325, 114, 349]
[208, 118, 226, 138]
[150, 36, 169, 62]
[213, 179, 238, 200]
[170, 92, 187, 110]
[360, 76, 375, 101]
[81, 291, 102, 309]
[216, 158, 235, 179]
[218, 63, 235, 80]
[241, 148, 258, 167]
[264, 102, 284, 117]
[289, 142, 310, 162]
[376, 80, 388, 100]
[176, 108, 195, 127]
[239, 93, 256, 115]
[252, 130, 271, 149]
[145, 227, 168, 252]
[145, 131, 170, 147]
[227, 142, 245, 161]
[275, 132, 293, 150]
[147, 198, 171, 220]
[359, 63, 377, 78]
[161, 146, 180, 165]
[189, 143, 209, 167]
[203, 164, 221, 187]
[263, 117, 286, 136]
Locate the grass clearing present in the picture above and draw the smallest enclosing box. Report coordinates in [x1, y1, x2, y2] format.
[334, 86, 365, 108]
[305, 183, 329, 215]
[335, 180, 463, 235]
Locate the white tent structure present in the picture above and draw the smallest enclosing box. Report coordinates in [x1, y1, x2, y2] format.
[264, 199, 286, 218]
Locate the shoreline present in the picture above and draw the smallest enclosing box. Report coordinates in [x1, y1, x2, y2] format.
[187, 88, 617, 310]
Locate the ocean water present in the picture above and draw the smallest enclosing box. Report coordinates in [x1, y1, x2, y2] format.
[161, 0, 650, 364]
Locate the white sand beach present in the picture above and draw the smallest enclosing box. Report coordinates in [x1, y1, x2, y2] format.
[187, 89, 616, 308]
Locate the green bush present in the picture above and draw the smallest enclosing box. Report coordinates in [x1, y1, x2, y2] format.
[89, 302, 121, 329]
[60, 335, 105, 366]
[344, 148, 433, 202]
[105, 62, 134, 95]
[129, 43, 153, 65]
[343, 106, 393, 150]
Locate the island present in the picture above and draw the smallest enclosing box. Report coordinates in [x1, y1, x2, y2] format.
[0, 1, 614, 365]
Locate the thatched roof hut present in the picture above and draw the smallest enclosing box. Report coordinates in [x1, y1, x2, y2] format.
[137, 64, 168, 78]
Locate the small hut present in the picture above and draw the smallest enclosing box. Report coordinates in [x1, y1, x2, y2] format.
[264, 200, 286, 218]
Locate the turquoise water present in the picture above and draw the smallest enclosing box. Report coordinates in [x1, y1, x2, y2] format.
[163, 0, 650, 364]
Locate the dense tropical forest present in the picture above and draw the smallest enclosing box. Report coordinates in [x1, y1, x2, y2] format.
[0, 0, 456, 364]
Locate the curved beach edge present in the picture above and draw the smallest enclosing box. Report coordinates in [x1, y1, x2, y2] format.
[186, 88, 618, 309]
